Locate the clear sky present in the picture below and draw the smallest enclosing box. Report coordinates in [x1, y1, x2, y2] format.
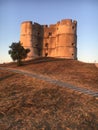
[0, 0, 98, 63]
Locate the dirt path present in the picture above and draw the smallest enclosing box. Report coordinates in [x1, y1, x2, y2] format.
[0, 67, 98, 98]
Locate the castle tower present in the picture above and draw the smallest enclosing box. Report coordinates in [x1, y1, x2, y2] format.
[20, 21, 34, 59]
[56, 19, 77, 59]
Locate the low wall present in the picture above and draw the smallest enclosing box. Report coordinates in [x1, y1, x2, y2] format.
[95, 63, 98, 68]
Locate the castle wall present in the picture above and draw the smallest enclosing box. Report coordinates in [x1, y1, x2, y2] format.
[32, 23, 43, 57]
[20, 19, 77, 60]
[43, 24, 56, 57]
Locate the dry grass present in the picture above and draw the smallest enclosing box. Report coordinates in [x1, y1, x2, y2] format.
[4, 58, 98, 91]
[0, 58, 98, 129]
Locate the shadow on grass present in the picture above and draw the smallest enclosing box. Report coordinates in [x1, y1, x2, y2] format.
[0, 74, 15, 81]
[23, 57, 71, 65]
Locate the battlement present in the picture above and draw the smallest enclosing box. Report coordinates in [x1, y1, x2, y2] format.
[49, 24, 56, 28]
[21, 21, 32, 24]
[60, 19, 72, 25]
[42, 25, 48, 28]
[20, 19, 77, 60]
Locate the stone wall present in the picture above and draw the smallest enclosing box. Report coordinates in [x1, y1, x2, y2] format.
[20, 19, 77, 60]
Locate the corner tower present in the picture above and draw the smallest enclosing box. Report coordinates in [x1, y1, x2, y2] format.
[20, 21, 33, 59]
[56, 19, 77, 59]
[20, 21, 43, 59]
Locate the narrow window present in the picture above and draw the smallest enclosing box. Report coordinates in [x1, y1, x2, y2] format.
[48, 32, 52, 36]
[45, 52, 48, 57]
[45, 43, 48, 47]
[38, 32, 40, 36]
[72, 26, 74, 29]
[72, 43, 74, 46]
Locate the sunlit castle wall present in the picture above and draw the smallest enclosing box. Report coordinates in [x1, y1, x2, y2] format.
[20, 21, 34, 59]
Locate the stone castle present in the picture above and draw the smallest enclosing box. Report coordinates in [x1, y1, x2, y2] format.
[20, 19, 77, 60]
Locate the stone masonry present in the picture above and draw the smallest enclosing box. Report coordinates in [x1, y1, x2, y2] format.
[20, 19, 77, 60]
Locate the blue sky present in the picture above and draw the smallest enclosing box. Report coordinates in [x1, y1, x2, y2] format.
[0, 0, 98, 63]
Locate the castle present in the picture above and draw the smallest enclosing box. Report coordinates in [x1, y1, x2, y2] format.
[20, 19, 77, 60]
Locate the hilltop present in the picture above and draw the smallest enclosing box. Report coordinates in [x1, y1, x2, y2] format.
[0, 58, 98, 129]
[2, 57, 98, 91]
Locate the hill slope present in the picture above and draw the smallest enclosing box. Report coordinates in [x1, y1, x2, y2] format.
[4, 58, 98, 91]
[0, 58, 98, 129]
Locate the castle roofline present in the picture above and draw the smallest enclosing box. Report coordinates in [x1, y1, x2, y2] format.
[21, 21, 32, 24]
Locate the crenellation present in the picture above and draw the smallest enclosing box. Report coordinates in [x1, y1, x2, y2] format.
[57, 21, 60, 24]
[33, 22, 41, 26]
[60, 19, 72, 25]
[73, 20, 77, 24]
[20, 19, 77, 60]
[43, 25, 48, 28]
[21, 21, 32, 24]
[49, 24, 56, 28]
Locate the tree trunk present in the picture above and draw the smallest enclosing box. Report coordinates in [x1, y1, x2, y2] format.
[17, 59, 22, 66]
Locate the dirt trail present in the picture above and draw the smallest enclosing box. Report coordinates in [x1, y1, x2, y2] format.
[0, 67, 98, 98]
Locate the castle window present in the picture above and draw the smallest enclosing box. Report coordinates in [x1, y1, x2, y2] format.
[38, 32, 40, 36]
[45, 52, 48, 57]
[72, 26, 74, 29]
[49, 32, 52, 36]
[72, 43, 75, 46]
[45, 43, 48, 47]
[72, 53, 74, 56]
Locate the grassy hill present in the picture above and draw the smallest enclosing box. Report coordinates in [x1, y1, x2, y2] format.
[0, 58, 98, 129]
[3, 57, 98, 91]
